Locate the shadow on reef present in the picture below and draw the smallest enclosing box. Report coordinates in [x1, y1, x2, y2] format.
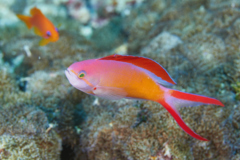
[61, 144, 75, 160]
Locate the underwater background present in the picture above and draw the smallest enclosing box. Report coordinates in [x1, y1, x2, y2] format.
[0, 0, 240, 159]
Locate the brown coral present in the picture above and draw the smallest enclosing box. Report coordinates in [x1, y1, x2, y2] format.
[0, 69, 62, 159]
[0, 104, 62, 160]
[181, 33, 227, 73]
[0, 69, 30, 107]
[74, 95, 235, 160]
[26, 70, 86, 147]
[127, 12, 158, 54]
[0, 133, 61, 160]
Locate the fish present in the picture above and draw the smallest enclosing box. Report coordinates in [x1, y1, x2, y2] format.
[16, 7, 59, 46]
[65, 54, 224, 141]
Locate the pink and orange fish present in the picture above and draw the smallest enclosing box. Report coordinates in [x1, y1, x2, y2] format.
[17, 7, 59, 46]
[65, 54, 224, 141]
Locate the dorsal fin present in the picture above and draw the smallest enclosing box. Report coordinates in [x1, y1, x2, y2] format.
[30, 7, 43, 16]
[99, 54, 176, 85]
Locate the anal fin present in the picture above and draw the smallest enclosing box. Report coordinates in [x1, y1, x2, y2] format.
[39, 38, 50, 46]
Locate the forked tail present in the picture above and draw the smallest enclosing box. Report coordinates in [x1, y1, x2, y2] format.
[16, 14, 32, 29]
[158, 86, 224, 141]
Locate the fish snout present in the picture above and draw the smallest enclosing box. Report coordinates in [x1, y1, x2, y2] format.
[65, 68, 79, 86]
[65, 69, 69, 78]
[65, 69, 74, 80]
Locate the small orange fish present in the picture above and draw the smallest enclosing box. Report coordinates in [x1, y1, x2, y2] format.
[65, 54, 224, 141]
[17, 7, 59, 46]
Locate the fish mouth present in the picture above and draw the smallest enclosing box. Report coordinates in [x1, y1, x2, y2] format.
[65, 69, 80, 85]
[65, 69, 74, 80]
[65, 69, 69, 77]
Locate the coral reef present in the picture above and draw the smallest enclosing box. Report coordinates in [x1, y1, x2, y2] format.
[232, 82, 240, 100]
[0, 70, 62, 159]
[181, 33, 227, 73]
[0, 69, 30, 107]
[1, 0, 240, 159]
[90, 17, 126, 52]
[141, 31, 182, 57]
[26, 70, 87, 148]
[0, 134, 60, 160]
[0, 105, 62, 160]
[127, 12, 158, 54]
[1, 30, 94, 76]
[71, 0, 240, 159]
[66, 0, 91, 24]
[73, 96, 235, 160]
[0, 0, 19, 26]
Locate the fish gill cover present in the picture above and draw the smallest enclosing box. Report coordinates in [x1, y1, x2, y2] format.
[0, 0, 239, 160]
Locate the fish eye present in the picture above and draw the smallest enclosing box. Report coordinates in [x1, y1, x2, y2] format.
[78, 71, 86, 78]
[46, 31, 51, 37]
[79, 73, 85, 78]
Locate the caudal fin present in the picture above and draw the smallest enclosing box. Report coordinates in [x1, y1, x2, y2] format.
[16, 14, 32, 29]
[158, 86, 224, 141]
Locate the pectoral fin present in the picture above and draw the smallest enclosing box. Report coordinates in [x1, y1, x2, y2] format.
[93, 86, 127, 100]
[34, 27, 42, 36]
